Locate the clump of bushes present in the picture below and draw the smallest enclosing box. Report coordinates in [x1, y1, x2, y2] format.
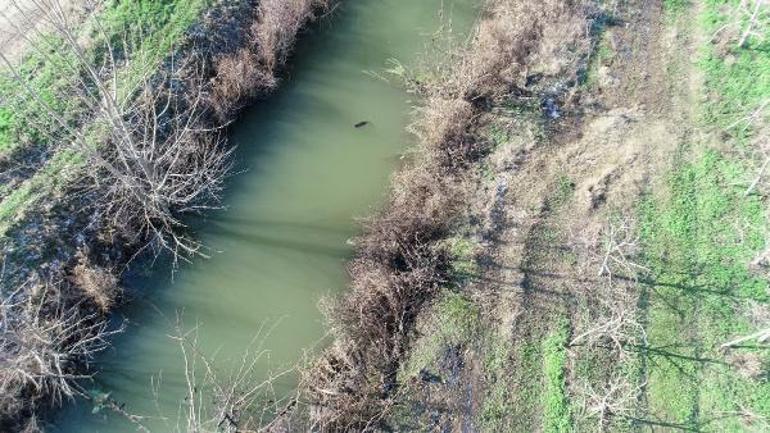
[0, 268, 116, 432]
[210, 0, 331, 119]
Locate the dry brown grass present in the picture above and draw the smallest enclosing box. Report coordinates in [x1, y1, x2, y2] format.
[209, 0, 332, 120]
[210, 48, 276, 118]
[69, 251, 118, 313]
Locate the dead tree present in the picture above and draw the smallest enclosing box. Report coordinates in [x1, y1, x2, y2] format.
[579, 374, 646, 432]
[0, 0, 232, 263]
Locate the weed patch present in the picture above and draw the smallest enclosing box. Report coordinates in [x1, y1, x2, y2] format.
[542, 318, 572, 433]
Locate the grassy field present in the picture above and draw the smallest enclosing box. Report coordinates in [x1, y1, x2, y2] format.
[637, 1, 770, 430]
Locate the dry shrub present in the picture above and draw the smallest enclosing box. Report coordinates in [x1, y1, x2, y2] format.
[302, 154, 468, 430]
[305, 191, 458, 430]
[0, 279, 113, 430]
[96, 0, 338, 255]
[252, 0, 331, 73]
[69, 252, 119, 313]
[209, 0, 332, 119]
[303, 0, 593, 430]
[417, 0, 590, 102]
[407, 0, 591, 167]
[210, 48, 277, 117]
[408, 98, 477, 168]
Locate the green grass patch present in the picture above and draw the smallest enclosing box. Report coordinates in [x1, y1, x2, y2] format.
[639, 150, 770, 431]
[699, 0, 770, 141]
[663, 0, 690, 13]
[544, 174, 575, 212]
[583, 31, 614, 88]
[479, 336, 542, 433]
[477, 333, 516, 432]
[542, 318, 572, 433]
[401, 290, 481, 379]
[0, 148, 85, 236]
[99, 0, 210, 96]
[444, 236, 481, 282]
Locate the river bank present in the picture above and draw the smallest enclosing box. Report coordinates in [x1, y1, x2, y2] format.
[0, 0, 331, 430]
[300, 0, 596, 429]
[51, 2, 477, 432]
[300, 0, 770, 431]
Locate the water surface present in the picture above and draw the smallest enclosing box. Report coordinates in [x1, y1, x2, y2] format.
[53, 1, 476, 431]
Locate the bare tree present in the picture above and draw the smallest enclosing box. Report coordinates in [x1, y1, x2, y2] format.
[0, 0, 232, 263]
[596, 217, 648, 281]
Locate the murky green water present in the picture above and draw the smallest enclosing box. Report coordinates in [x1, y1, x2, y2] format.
[53, 1, 476, 431]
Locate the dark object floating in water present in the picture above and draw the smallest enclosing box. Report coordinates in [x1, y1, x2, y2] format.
[354, 121, 370, 128]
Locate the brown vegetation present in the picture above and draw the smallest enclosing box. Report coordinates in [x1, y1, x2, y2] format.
[69, 251, 118, 313]
[302, 1, 593, 430]
[210, 0, 331, 119]
[0, 276, 116, 428]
